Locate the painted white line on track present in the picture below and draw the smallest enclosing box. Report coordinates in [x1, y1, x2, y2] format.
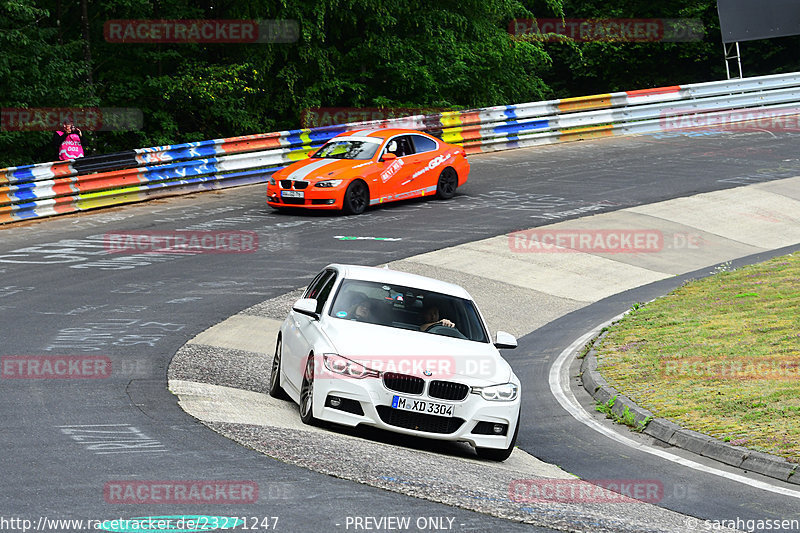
[549, 313, 800, 500]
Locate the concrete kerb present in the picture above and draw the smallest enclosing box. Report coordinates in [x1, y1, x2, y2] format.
[578, 318, 800, 484]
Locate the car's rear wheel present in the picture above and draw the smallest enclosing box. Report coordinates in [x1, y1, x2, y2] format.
[299, 354, 319, 425]
[342, 180, 369, 215]
[475, 409, 519, 461]
[436, 167, 458, 200]
[268, 336, 289, 399]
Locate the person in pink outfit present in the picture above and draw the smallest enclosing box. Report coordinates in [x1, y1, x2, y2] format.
[51, 120, 85, 160]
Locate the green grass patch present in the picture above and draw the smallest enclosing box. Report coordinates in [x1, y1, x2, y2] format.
[595, 252, 800, 462]
[595, 395, 651, 432]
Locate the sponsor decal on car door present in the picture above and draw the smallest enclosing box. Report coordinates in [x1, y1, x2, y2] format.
[375, 135, 428, 203]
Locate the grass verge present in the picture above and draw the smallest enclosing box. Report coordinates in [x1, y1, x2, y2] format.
[595, 251, 800, 461]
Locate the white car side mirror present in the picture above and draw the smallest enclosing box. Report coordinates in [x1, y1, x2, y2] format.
[292, 298, 319, 319]
[494, 331, 517, 349]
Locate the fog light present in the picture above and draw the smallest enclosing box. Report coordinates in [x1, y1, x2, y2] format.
[329, 396, 342, 408]
[492, 424, 505, 434]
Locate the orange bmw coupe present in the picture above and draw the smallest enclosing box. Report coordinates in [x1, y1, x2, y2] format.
[267, 128, 469, 214]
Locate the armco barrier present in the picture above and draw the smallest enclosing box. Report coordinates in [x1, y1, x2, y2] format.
[3, 72, 800, 225]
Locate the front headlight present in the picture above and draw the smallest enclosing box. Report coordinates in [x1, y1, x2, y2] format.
[472, 383, 518, 401]
[315, 180, 343, 188]
[322, 353, 379, 379]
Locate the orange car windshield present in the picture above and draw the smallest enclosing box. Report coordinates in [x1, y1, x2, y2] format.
[314, 140, 380, 160]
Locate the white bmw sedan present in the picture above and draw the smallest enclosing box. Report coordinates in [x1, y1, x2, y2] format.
[269, 264, 521, 461]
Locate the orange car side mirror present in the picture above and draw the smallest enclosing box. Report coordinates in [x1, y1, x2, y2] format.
[381, 153, 397, 162]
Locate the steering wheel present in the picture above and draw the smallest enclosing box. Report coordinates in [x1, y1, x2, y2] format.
[424, 325, 467, 339]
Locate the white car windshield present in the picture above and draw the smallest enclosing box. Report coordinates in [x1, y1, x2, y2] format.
[313, 140, 380, 160]
[328, 279, 489, 343]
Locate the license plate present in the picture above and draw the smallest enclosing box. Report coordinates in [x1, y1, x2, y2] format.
[392, 395, 453, 417]
[281, 190, 304, 198]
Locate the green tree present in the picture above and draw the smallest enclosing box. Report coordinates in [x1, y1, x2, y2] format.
[0, 0, 95, 166]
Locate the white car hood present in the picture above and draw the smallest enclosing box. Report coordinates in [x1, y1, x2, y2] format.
[320, 319, 514, 386]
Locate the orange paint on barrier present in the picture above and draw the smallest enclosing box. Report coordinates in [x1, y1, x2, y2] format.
[52, 196, 79, 214]
[463, 143, 485, 155]
[0, 207, 15, 224]
[626, 86, 681, 98]
[458, 128, 483, 142]
[558, 94, 613, 113]
[458, 111, 482, 127]
[51, 177, 78, 198]
[220, 136, 283, 153]
[0, 187, 12, 205]
[51, 161, 74, 178]
[559, 124, 614, 142]
[74, 168, 143, 193]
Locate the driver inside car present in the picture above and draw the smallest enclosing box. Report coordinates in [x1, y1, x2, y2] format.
[419, 306, 455, 331]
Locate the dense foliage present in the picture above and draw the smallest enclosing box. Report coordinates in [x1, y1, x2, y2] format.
[1, 0, 799, 168]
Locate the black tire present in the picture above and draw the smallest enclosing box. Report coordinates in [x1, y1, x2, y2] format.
[342, 180, 369, 215]
[268, 336, 289, 399]
[299, 354, 319, 425]
[436, 167, 458, 200]
[475, 409, 519, 461]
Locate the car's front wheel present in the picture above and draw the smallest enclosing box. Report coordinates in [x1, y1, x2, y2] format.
[436, 167, 458, 200]
[342, 180, 369, 215]
[268, 336, 288, 399]
[299, 354, 319, 425]
[475, 410, 519, 461]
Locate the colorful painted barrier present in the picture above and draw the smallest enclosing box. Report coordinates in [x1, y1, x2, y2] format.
[3, 72, 800, 224]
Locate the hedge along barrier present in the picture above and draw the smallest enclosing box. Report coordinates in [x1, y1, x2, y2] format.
[3, 71, 800, 225]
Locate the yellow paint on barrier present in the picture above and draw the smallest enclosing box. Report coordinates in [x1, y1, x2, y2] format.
[76, 189, 146, 210]
[559, 124, 614, 142]
[441, 129, 464, 145]
[287, 147, 316, 162]
[558, 94, 613, 113]
[439, 111, 464, 128]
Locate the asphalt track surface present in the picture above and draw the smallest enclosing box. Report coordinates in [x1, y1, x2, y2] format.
[1, 127, 800, 532]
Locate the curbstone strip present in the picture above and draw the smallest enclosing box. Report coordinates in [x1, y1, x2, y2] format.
[579, 330, 800, 485]
[668, 429, 716, 456]
[698, 441, 749, 469]
[642, 418, 682, 443]
[741, 450, 798, 482]
[612, 394, 655, 428]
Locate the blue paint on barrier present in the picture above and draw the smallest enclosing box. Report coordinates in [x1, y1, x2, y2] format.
[8, 182, 40, 201]
[159, 144, 219, 162]
[308, 127, 347, 142]
[142, 159, 219, 183]
[9, 167, 36, 183]
[494, 119, 549, 135]
[7, 200, 40, 219]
